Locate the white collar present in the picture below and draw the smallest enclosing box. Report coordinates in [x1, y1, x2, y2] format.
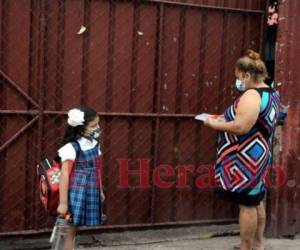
[77, 137, 98, 149]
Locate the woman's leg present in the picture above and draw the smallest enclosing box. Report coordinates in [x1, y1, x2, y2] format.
[63, 225, 76, 250]
[253, 202, 266, 250]
[239, 205, 257, 250]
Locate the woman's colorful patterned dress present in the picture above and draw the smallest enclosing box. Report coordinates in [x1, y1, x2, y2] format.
[215, 88, 280, 206]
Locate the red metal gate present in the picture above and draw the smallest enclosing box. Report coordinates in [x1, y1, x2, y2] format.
[0, 0, 266, 234]
[266, 0, 300, 238]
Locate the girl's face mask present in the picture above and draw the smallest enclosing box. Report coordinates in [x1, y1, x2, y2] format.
[84, 116, 100, 140]
[91, 127, 101, 140]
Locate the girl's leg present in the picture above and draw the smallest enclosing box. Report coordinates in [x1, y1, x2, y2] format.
[63, 225, 76, 250]
[253, 202, 266, 250]
[239, 205, 257, 250]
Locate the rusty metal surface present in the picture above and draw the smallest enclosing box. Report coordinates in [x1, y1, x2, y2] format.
[0, 0, 266, 234]
[267, 0, 300, 238]
[153, 0, 266, 11]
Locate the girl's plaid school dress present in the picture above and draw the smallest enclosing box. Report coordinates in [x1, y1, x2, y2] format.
[68, 141, 102, 226]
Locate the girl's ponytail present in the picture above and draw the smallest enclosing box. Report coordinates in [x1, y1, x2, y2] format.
[63, 126, 83, 144]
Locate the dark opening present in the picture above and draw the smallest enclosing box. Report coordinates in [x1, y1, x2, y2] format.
[264, 0, 278, 86]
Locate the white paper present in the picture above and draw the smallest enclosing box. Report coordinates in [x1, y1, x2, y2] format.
[195, 113, 226, 123]
[195, 113, 211, 121]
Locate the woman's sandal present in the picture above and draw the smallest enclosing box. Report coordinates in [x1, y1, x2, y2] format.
[233, 245, 265, 250]
[233, 247, 255, 250]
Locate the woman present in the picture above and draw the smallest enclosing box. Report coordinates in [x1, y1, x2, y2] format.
[204, 50, 280, 250]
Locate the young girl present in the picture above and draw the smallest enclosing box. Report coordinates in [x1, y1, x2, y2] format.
[57, 106, 105, 250]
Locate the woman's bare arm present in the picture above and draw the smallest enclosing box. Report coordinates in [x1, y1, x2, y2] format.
[205, 90, 261, 135]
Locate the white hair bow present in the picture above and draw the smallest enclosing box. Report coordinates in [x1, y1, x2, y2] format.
[67, 109, 85, 127]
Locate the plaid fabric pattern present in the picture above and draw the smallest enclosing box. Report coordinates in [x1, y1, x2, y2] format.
[68, 142, 102, 226]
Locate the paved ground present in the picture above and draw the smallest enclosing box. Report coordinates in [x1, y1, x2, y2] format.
[81, 224, 300, 250]
[85, 236, 300, 250]
[0, 224, 299, 250]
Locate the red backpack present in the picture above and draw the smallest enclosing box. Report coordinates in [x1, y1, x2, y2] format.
[37, 142, 80, 215]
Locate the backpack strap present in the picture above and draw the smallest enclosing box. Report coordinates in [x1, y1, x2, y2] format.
[70, 140, 83, 160]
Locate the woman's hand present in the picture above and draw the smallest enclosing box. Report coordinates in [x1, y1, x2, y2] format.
[203, 90, 261, 135]
[57, 203, 68, 215]
[101, 191, 105, 202]
[204, 117, 216, 128]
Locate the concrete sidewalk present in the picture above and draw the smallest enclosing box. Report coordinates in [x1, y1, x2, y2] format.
[85, 236, 300, 250]
[0, 224, 299, 250]
[79, 224, 300, 250]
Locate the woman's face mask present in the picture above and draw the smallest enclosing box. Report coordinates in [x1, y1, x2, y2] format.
[235, 79, 246, 92]
[234, 70, 250, 92]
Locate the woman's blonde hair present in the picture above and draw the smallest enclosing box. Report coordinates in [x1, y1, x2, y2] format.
[235, 50, 268, 81]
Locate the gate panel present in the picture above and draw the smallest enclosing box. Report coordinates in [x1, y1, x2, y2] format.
[62, 0, 85, 108]
[165, 0, 265, 10]
[154, 6, 181, 222]
[85, 0, 110, 110]
[0, 0, 266, 234]
[0, 0, 32, 232]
